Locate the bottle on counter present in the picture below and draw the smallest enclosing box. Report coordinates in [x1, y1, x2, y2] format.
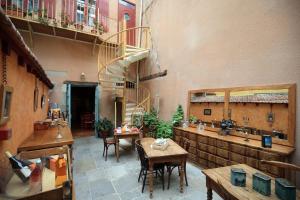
[5, 151, 32, 183]
[30, 159, 42, 192]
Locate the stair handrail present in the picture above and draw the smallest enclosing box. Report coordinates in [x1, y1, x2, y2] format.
[97, 26, 151, 78]
[130, 86, 151, 125]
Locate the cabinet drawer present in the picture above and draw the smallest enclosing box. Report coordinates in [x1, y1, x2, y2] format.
[215, 156, 229, 166]
[188, 153, 197, 162]
[207, 154, 216, 163]
[207, 146, 216, 154]
[189, 147, 197, 155]
[259, 151, 281, 161]
[229, 161, 239, 166]
[216, 148, 229, 159]
[197, 158, 207, 167]
[187, 133, 197, 140]
[230, 152, 246, 163]
[216, 140, 229, 150]
[198, 135, 208, 144]
[208, 137, 216, 146]
[197, 150, 208, 160]
[174, 129, 182, 136]
[246, 147, 259, 158]
[188, 140, 197, 148]
[174, 136, 181, 144]
[231, 144, 246, 155]
[208, 161, 216, 168]
[246, 157, 259, 169]
[198, 143, 208, 151]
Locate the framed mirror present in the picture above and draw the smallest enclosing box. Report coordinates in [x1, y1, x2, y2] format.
[228, 84, 296, 147]
[188, 89, 226, 128]
[0, 85, 13, 125]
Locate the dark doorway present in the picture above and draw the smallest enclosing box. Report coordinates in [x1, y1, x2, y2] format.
[71, 86, 96, 137]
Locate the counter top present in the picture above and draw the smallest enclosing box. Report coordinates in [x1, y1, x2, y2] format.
[174, 127, 295, 156]
[18, 126, 74, 152]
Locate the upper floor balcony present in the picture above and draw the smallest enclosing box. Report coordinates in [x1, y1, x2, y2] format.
[1, 0, 119, 44]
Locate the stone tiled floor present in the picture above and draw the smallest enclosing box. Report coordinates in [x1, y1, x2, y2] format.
[73, 136, 223, 200]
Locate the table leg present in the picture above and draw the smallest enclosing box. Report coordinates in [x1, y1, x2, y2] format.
[180, 160, 184, 193]
[206, 177, 213, 200]
[115, 136, 120, 162]
[149, 160, 154, 198]
[207, 188, 213, 200]
[132, 138, 136, 151]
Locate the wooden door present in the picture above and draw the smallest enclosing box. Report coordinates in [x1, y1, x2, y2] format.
[118, 0, 136, 45]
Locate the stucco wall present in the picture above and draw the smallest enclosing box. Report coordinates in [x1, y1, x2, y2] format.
[141, 0, 300, 183]
[0, 48, 49, 191]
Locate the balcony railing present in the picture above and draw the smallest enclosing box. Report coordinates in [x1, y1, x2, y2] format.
[0, 0, 117, 36]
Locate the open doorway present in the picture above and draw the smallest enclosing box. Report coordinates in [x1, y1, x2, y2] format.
[71, 85, 96, 137]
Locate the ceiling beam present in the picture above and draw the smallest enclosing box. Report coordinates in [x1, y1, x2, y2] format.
[140, 70, 167, 82]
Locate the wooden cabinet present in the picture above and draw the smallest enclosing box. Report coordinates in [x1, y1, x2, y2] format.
[174, 127, 293, 178]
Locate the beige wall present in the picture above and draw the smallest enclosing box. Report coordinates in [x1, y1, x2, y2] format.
[0, 48, 49, 191]
[141, 0, 300, 183]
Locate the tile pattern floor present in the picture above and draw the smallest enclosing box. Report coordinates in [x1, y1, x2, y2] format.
[73, 136, 223, 200]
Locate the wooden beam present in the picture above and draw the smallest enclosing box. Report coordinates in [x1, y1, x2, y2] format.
[27, 21, 34, 48]
[139, 70, 167, 82]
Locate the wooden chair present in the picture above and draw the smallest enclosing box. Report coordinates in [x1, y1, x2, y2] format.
[261, 160, 300, 185]
[135, 139, 165, 193]
[101, 131, 116, 161]
[166, 140, 190, 189]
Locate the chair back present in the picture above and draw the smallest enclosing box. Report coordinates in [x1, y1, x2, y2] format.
[100, 131, 109, 143]
[135, 139, 148, 169]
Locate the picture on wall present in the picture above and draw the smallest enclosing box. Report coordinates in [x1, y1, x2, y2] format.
[204, 109, 211, 116]
[0, 85, 13, 125]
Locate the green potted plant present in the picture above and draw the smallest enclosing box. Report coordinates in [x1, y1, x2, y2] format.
[61, 12, 71, 28]
[143, 108, 159, 137]
[156, 120, 173, 138]
[95, 118, 113, 138]
[172, 105, 184, 127]
[189, 115, 198, 128]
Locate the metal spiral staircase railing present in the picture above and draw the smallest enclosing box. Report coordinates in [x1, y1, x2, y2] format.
[97, 20, 151, 124]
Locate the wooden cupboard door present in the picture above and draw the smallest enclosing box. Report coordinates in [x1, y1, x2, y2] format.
[230, 152, 246, 163]
[259, 151, 282, 161]
[208, 137, 216, 146]
[197, 150, 208, 160]
[207, 146, 216, 154]
[246, 147, 259, 158]
[207, 154, 216, 163]
[216, 140, 229, 150]
[198, 143, 208, 152]
[215, 156, 229, 167]
[216, 148, 229, 159]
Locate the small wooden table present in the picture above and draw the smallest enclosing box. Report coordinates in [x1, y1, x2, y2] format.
[202, 164, 300, 200]
[114, 130, 141, 162]
[141, 138, 188, 198]
[18, 126, 74, 152]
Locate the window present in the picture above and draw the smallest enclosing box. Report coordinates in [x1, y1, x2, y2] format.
[124, 13, 130, 21]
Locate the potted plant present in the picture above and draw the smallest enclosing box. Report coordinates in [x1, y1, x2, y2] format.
[38, 9, 49, 26]
[74, 23, 84, 31]
[172, 105, 184, 127]
[156, 120, 173, 138]
[95, 118, 113, 138]
[143, 108, 159, 137]
[61, 12, 71, 28]
[189, 115, 198, 128]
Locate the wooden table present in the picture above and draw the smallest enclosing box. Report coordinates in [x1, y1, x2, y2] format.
[202, 164, 300, 200]
[18, 126, 74, 152]
[114, 130, 141, 162]
[141, 138, 188, 198]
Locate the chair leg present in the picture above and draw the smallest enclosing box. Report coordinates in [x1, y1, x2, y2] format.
[105, 146, 108, 161]
[114, 144, 117, 156]
[102, 144, 105, 157]
[162, 168, 165, 190]
[142, 171, 147, 193]
[138, 169, 142, 182]
[167, 166, 171, 189]
[184, 163, 188, 186]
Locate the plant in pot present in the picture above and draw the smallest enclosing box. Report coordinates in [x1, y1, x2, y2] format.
[172, 105, 184, 127]
[61, 12, 71, 28]
[156, 120, 173, 138]
[143, 108, 159, 137]
[189, 115, 198, 128]
[95, 118, 113, 138]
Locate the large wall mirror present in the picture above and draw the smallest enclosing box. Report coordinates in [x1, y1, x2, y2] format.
[228, 84, 296, 147]
[188, 89, 226, 127]
[187, 84, 296, 147]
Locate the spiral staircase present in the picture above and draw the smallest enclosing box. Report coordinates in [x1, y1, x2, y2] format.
[97, 20, 151, 125]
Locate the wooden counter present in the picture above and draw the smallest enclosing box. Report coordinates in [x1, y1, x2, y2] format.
[174, 127, 295, 178]
[18, 126, 74, 152]
[175, 127, 294, 156]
